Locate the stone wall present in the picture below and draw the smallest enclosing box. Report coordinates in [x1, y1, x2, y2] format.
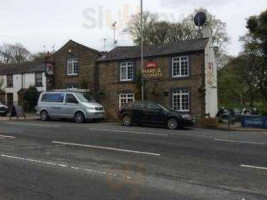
[98, 51, 206, 121]
[50, 41, 101, 96]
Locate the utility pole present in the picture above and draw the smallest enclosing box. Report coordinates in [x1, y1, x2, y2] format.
[140, 0, 144, 101]
[112, 21, 117, 48]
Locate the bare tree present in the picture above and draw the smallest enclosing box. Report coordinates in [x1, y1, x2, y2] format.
[183, 8, 229, 50]
[31, 52, 47, 62]
[124, 12, 159, 46]
[125, 9, 230, 68]
[0, 43, 31, 64]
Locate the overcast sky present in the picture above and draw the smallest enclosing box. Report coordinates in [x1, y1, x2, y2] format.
[0, 0, 266, 56]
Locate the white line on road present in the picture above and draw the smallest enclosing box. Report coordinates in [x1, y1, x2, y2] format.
[1, 154, 131, 179]
[0, 134, 16, 139]
[88, 128, 168, 137]
[1, 154, 67, 167]
[214, 139, 267, 146]
[52, 141, 161, 156]
[6, 123, 60, 128]
[241, 164, 267, 171]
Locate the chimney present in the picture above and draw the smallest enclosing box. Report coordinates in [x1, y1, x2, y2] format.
[202, 23, 212, 38]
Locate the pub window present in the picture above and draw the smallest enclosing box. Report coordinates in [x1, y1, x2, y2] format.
[172, 56, 189, 78]
[172, 90, 189, 112]
[120, 62, 133, 81]
[119, 93, 135, 108]
[67, 58, 79, 76]
[35, 73, 43, 87]
[7, 75, 13, 88]
[66, 84, 78, 89]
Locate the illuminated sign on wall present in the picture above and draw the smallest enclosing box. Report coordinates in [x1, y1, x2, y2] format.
[143, 62, 163, 80]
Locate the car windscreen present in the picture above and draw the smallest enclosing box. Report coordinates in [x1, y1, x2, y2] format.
[75, 93, 96, 103]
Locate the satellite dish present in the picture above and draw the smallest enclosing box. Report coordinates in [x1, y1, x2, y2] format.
[194, 12, 207, 27]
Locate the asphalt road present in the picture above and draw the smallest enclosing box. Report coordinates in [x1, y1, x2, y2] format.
[0, 119, 266, 200]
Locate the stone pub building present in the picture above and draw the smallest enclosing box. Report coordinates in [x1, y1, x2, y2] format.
[97, 35, 217, 121]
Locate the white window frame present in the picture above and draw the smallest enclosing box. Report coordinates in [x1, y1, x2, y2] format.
[7, 75, 13, 88]
[66, 85, 78, 89]
[35, 73, 43, 87]
[119, 93, 135, 108]
[172, 90, 190, 112]
[172, 56, 189, 78]
[120, 62, 134, 81]
[67, 58, 79, 76]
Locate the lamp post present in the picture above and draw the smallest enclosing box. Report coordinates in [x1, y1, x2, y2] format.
[140, 0, 144, 101]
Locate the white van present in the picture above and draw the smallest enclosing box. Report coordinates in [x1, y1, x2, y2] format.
[35, 91, 105, 123]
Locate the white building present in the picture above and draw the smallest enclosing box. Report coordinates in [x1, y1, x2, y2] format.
[0, 61, 46, 105]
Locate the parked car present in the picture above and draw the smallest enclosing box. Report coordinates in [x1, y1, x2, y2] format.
[118, 101, 195, 130]
[0, 103, 8, 116]
[35, 91, 105, 123]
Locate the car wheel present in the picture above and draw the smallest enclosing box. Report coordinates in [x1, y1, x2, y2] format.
[40, 110, 49, 121]
[74, 112, 85, 123]
[167, 118, 179, 130]
[122, 115, 132, 126]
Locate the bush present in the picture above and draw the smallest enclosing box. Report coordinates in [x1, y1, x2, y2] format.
[23, 86, 39, 111]
[260, 104, 267, 116]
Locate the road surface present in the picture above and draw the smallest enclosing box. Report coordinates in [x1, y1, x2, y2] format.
[0, 120, 266, 199]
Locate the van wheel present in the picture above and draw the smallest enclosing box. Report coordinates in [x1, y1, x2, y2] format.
[40, 110, 49, 121]
[167, 118, 179, 130]
[74, 112, 85, 123]
[122, 115, 132, 126]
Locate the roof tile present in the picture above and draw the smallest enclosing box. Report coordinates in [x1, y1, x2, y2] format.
[98, 38, 209, 62]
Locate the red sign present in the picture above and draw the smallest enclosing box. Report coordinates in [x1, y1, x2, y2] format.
[145, 62, 158, 69]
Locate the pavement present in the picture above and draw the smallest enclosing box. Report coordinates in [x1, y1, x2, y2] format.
[218, 122, 267, 133]
[0, 119, 266, 199]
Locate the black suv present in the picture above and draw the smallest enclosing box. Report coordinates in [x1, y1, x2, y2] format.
[118, 101, 195, 129]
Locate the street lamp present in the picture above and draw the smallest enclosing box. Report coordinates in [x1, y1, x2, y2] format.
[140, 0, 144, 101]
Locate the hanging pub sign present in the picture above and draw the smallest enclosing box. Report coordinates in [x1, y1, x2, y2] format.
[45, 62, 54, 75]
[143, 62, 163, 80]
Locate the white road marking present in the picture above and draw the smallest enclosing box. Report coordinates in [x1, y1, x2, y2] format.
[241, 164, 267, 171]
[52, 141, 161, 156]
[1, 154, 65, 167]
[1, 154, 131, 179]
[0, 134, 16, 139]
[88, 128, 168, 137]
[6, 123, 60, 128]
[214, 139, 267, 146]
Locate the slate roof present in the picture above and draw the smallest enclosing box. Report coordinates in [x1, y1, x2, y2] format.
[98, 38, 209, 62]
[50, 40, 103, 58]
[0, 61, 45, 75]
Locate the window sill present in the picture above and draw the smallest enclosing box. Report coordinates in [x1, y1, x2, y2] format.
[171, 76, 190, 80]
[119, 80, 135, 84]
[66, 74, 79, 77]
